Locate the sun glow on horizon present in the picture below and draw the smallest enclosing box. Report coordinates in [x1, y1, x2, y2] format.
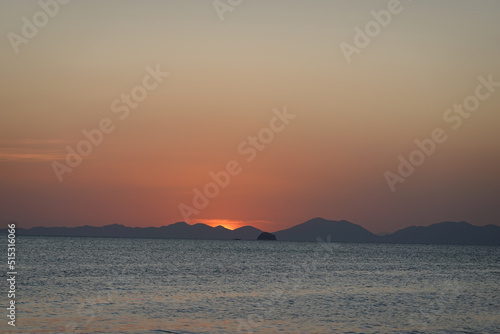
[191, 219, 272, 231]
[191, 219, 246, 230]
[1, 1, 499, 234]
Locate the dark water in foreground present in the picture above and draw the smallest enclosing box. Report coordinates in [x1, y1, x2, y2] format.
[2, 236, 500, 333]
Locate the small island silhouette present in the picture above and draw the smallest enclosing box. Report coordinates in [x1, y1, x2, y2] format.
[257, 232, 277, 241]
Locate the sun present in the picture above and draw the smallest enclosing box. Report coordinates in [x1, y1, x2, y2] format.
[192, 219, 244, 230]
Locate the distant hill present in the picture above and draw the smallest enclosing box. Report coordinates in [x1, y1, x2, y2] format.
[380, 221, 500, 246]
[4, 222, 263, 240]
[272, 219, 500, 245]
[2, 219, 499, 245]
[273, 217, 379, 243]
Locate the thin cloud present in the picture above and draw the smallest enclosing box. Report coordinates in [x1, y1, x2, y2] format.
[0, 148, 65, 161]
[0, 138, 76, 162]
[0, 138, 73, 147]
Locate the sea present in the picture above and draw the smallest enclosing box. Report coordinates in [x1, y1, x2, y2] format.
[3, 236, 500, 333]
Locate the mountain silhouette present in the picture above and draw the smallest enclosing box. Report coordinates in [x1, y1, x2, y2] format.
[273, 217, 378, 242]
[380, 221, 500, 245]
[2, 219, 500, 245]
[232, 226, 263, 240]
[10, 222, 262, 240]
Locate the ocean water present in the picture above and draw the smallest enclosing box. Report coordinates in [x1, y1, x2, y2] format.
[3, 236, 500, 333]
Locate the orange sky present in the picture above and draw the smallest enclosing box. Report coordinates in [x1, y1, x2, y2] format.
[1, 0, 499, 233]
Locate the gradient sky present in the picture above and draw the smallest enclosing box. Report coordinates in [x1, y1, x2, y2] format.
[1, 0, 499, 233]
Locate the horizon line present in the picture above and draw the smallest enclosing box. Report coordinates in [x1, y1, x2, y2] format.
[4, 217, 491, 234]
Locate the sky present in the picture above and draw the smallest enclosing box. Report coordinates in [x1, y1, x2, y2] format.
[0, 0, 499, 233]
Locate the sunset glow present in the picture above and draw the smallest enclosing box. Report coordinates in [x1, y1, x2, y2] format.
[192, 219, 243, 231]
[1, 0, 499, 233]
[191, 219, 273, 231]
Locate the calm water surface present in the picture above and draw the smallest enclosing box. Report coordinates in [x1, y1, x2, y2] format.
[2, 236, 500, 333]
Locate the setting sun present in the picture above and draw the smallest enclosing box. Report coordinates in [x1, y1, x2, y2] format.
[191, 219, 245, 230]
